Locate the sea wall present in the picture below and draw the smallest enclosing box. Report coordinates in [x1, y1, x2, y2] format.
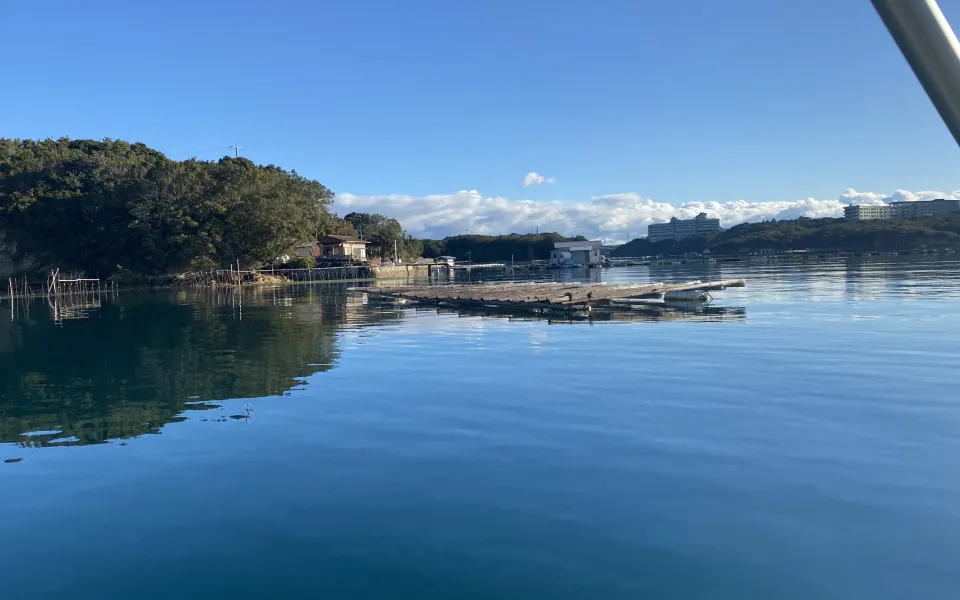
[370, 264, 451, 279]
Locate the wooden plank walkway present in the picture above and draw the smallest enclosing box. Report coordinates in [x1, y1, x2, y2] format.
[362, 279, 745, 313]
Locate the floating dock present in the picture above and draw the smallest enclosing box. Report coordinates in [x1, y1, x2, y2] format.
[362, 279, 746, 314]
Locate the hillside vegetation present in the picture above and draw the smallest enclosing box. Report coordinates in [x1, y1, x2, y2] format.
[613, 215, 960, 257]
[0, 138, 351, 276]
[7, 138, 956, 275]
[420, 233, 585, 262]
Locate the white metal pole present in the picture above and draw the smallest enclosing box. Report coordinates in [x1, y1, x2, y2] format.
[871, 0, 960, 147]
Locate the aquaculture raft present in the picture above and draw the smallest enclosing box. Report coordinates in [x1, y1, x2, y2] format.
[362, 279, 746, 313]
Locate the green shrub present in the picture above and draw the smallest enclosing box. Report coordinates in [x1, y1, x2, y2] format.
[286, 255, 316, 269]
[115, 265, 144, 285]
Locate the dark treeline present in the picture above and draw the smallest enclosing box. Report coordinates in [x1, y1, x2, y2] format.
[343, 212, 422, 261]
[0, 139, 578, 276]
[613, 214, 960, 257]
[419, 233, 585, 262]
[14, 137, 953, 274]
[0, 138, 355, 276]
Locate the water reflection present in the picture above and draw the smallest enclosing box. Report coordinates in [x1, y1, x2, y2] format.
[0, 283, 402, 447]
[430, 303, 746, 324]
[603, 255, 960, 302]
[5, 256, 955, 450]
[5, 258, 960, 600]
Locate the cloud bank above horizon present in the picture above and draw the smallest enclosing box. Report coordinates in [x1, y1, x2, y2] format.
[335, 188, 960, 243]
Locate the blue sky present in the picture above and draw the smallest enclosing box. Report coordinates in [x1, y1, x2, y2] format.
[3, 0, 960, 239]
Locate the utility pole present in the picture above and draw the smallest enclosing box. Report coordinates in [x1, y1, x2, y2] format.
[871, 0, 960, 147]
[394, 239, 399, 263]
[230, 144, 242, 158]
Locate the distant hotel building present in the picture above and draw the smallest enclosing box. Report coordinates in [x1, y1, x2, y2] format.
[843, 205, 892, 220]
[647, 213, 722, 242]
[890, 198, 960, 218]
[844, 199, 960, 220]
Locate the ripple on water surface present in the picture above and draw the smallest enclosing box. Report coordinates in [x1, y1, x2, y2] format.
[2, 257, 960, 599]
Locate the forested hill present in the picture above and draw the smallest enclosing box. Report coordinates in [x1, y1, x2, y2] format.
[612, 214, 960, 257]
[0, 138, 353, 276]
[421, 233, 585, 262]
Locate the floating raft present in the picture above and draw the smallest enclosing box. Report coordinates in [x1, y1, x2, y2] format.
[363, 279, 746, 313]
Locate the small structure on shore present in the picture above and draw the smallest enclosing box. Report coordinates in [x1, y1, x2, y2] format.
[316, 235, 369, 260]
[551, 240, 603, 267]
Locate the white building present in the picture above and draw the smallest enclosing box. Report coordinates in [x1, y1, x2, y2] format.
[845, 199, 960, 220]
[551, 240, 603, 266]
[647, 213, 722, 242]
[843, 205, 892, 220]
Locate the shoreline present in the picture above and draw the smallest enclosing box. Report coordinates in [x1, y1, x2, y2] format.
[3, 250, 958, 301]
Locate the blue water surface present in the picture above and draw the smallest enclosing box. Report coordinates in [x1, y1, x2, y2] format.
[2, 257, 960, 599]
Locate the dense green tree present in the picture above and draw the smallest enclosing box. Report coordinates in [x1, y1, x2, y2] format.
[316, 212, 359, 239]
[0, 138, 336, 275]
[425, 233, 584, 262]
[421, 239, 445, 258]
[402, 235, 424, 261]
[343, 212, 420, 260]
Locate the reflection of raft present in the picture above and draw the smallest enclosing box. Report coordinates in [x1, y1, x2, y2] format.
[361, 279, 745, 314]
[664, 290, 712, 301]
[611, 290, 713, 304]
[428, 302, 746, 324]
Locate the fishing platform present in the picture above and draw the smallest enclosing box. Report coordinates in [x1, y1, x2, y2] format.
[362, 279, 746, 314]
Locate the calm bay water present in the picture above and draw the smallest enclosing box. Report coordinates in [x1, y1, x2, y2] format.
[2, 257, 960, 599]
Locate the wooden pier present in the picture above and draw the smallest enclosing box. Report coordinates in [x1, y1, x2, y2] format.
[362, 279, 746, 313]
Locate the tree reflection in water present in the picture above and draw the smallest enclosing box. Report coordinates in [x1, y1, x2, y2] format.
[0, 284, 401, 447]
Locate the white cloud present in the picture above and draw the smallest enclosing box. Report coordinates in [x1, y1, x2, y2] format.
[334, 188, 960, 244]
[838, 187, 956, 206]
[521, 172, 555, 187]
